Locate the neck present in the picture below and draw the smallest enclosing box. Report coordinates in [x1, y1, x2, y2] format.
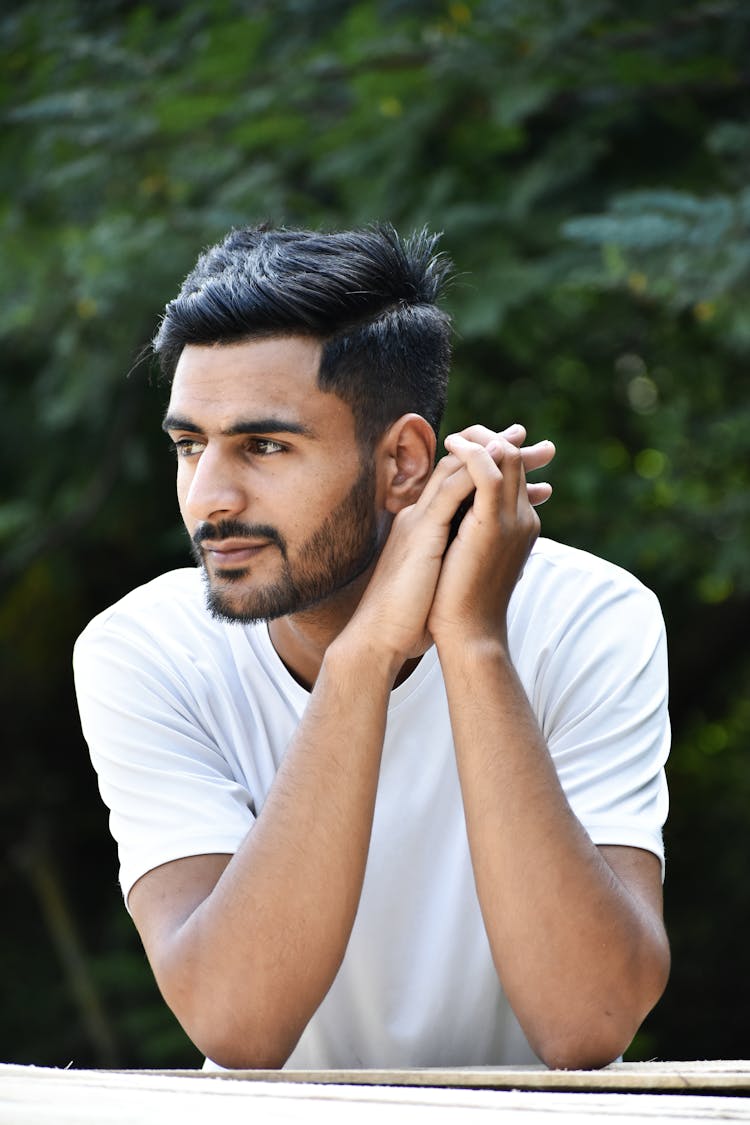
[267, 570, 371, 691]
[267, 570, 423, 692]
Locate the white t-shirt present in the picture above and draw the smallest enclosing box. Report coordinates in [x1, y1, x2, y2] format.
[73, 537, 669, 1068]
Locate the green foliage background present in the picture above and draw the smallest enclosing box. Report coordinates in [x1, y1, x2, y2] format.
[2, 0, 748, 1066]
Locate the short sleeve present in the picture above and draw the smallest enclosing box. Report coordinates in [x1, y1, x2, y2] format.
[516, 547, 670, 875]
[73, 615, 255, 904]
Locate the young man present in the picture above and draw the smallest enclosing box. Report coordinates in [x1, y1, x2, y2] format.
[74, 225, 670, 1072]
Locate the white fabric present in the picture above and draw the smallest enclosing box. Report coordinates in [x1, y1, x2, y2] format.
[73, 537, 669, 1068]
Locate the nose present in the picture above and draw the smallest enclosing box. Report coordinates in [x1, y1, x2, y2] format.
[180, 445, 247, 525]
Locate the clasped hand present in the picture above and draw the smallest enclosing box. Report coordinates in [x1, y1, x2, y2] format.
[352, 423, 555, 665]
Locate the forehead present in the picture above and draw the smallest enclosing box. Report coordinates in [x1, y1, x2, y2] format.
[168, 336, 356, 438]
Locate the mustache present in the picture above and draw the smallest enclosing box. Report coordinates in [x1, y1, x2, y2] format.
[191, 518, 287, 557]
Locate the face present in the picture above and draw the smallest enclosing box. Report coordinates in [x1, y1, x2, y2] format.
[164, 337, 381, 623]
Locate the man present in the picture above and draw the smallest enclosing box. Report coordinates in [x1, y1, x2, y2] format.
[74, 224, 670, 1072]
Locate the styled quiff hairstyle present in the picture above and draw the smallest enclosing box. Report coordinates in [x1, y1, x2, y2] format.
[153, 224, 453, 448]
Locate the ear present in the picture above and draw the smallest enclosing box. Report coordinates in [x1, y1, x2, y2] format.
[377, 413, 436, 514]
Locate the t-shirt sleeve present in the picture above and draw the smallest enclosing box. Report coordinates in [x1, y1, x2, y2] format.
[73, 615, 256, 905]
[525, 561, 670, 875]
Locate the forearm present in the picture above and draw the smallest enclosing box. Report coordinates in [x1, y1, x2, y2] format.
[151, 635, 400, 1068]
[438, 637, 669, 1069]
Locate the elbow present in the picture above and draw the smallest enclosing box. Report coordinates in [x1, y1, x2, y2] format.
[535, 1030, 628, 1072]
[184, 1010, 302, 1071]
[534, 948, 671, 1072]
[152, 950, 314, 1070]
[159, 969, 307, 1071]
[532, 1011, 642, 1071]
[197, 1036, 291, 1072]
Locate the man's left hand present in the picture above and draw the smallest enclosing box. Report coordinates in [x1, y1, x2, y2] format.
[427, 428, 546, 648]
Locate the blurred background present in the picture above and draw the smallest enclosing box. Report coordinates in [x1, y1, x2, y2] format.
[1, 0, 748, 1068]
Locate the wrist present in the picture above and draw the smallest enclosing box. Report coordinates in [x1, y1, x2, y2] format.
[325, 627, 404, 690]
[434, 629, 511, 669]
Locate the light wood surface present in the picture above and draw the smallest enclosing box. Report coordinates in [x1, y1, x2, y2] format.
[3, 1062, 750, 1124]
[186, 1058, 750, 1092]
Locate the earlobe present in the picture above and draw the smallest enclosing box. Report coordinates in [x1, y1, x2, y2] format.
[380, 413, 436, 513]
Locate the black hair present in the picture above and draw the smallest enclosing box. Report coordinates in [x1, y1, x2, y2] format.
[152, 224, 453, 447]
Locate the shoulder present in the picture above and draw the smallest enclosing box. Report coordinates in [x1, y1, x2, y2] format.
[75, 569, 208, 652]
[523, 537, 655, 594]
[73, 569, 279, 710]
[514, 538, 663, 621]
[508, 538, 667, 678]
[73, 569, 254, 683]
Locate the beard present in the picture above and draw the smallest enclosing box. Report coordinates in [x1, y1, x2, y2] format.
[190, 461, 380, 624]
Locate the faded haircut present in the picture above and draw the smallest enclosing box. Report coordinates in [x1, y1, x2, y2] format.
[152, 224, 453, 448]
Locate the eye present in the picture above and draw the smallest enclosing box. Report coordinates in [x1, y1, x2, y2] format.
[170, 437, 205, 458]
[247, 438, 285, 455]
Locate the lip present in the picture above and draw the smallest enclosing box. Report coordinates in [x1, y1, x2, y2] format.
[201, 539, 272, 565]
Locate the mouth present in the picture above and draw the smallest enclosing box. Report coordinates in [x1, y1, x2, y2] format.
[200, 540, 273, 568]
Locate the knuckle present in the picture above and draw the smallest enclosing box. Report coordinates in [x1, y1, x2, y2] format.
[393, 506, 417, 534]
[461, 424, 494, 443]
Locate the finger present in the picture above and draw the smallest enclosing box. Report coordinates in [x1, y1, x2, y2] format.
[455, 425, 554, 471]
[486, 437, 525, 516]
[458, 423, 526, 449]
[443, 433, 503, 509]
[520, 439, 555, 473]
[415, 447, 480, 531]
[527, 482, 553, 506]
[445, 433, 532, 512]
[438, 435, 552, 509]
[445, 433, 535, 541]
[420, 449, 470, 505]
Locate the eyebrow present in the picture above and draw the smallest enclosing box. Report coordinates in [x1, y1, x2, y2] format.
[161, 414, 315, 438]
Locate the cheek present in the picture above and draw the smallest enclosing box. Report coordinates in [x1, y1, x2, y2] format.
[280, 472, 349, 538]
[290, 464, 338, 503]
[174, 466, 196, 529]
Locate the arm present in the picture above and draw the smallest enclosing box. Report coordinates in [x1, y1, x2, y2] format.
[126, 423, 553, 1068]
[429, 434, 670, 1068]
[129, 635, 399, 1069]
